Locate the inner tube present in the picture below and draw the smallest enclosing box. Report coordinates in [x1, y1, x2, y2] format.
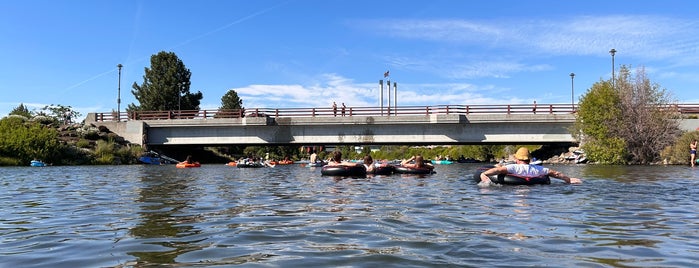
[473, 166, 550, 185]
[237, 162, 265, 168]
[367, 164, 395, 175]
[30, 160, 47, 167]
[309, 161, 327, 167]
[393, 165, 435, 174]
[321, 165, 367, 177]
[176, 162, 201, 168]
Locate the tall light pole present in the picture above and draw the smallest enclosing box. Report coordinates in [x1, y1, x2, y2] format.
[609, 48, 616, 88]
[570, 72, 575, 111]
[117, 64, 122, 121]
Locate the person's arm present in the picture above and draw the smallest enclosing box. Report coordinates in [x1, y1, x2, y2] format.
[401, 156, 415, 166]
[547, 169, 582, 184]
[479, 166, 508, 184]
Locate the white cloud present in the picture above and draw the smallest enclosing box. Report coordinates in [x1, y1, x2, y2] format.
[359, 15, 699, 59]
[221, 74, 521, 111]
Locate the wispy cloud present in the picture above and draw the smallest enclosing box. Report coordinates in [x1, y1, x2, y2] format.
[226, 74, 520, 110]
[352, 15, 699, 82]
[359, 15, 699, 58]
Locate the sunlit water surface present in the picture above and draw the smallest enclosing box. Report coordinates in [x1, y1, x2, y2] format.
[1, 164, 698, 267]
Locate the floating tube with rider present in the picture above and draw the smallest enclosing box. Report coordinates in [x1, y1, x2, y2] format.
[473, 165, 550, 185]
[321, 164, 367, 177]
[366, 164, 395, 175]
[237, 162, 266, 168]
[393, 165, 435, 175]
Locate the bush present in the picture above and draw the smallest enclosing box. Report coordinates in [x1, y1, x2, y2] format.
[95, 154, 114, 165]
[76, 139, 91, 148]
[661, 131, 699, 165]
[0, 156, 21, 166]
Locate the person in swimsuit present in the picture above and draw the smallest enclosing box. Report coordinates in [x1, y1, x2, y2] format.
[691, 140, 697, 167]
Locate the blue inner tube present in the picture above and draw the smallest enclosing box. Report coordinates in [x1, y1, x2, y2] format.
[393, 165, 435, 174]
[473, 166, 550, 185]
[321, 165, 367, 177]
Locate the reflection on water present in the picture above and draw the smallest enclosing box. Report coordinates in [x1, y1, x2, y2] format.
[0, 164, 698, 267]
[129, 170, 201, 265]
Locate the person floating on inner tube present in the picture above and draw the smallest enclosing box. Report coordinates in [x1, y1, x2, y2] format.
[401, 154, 432, 169]
[478, 147, 582, 187]
[363, 154, 376, 173]
[327, 151, 358, 166]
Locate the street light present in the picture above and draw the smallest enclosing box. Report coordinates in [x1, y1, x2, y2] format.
[177, 81, 185, 118]
[570, 72, 575, 111]
[117, 64, 122, 121]
[609, 48, 616, 88]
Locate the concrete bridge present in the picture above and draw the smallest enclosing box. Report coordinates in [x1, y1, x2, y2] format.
[85, 103, 699, 147]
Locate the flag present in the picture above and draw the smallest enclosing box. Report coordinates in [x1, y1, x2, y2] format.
[383, 70, 390, 78]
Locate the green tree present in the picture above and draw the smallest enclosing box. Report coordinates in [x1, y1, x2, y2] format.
[38, 104, 82, 125]
[573, 79, 625, 164]
[219, 90, 243, 110]
[216, 89, 244, 118]
[574, 65, 679, 164]
[9, 103, 32, 118]
[128, 51, 203, 111]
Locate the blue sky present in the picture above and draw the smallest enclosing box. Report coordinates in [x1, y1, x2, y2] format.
[2, 0, 699, 119]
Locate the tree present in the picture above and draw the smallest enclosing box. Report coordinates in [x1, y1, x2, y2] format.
[38, 104, 82, 125]
[574, 65, 680, 164]
[9, 103, 32, 118]
[219, 90, 243, 110]
[128, 51, 203, 112]
[0, 116, 63, 165]
[615, 66, 680, 164]
[216, 89, 244, 118]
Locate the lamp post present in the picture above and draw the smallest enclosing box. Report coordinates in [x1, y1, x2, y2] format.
[117, 64, 122, 121]
[570, 72, 575, 111]
[609, 48, 616, 88]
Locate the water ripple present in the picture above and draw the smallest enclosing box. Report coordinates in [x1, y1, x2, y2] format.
[1, 164, 698, 267]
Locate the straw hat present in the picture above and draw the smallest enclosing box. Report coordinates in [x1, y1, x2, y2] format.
[514, 147, 531, 161]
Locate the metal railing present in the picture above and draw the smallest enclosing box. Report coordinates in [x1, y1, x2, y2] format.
[92, 103, 699, 122]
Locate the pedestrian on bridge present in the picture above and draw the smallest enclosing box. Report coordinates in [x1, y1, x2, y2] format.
[332, 102, 337, 116]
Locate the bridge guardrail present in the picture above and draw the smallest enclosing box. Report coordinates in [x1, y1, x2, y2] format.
[92, 103, 699, 122]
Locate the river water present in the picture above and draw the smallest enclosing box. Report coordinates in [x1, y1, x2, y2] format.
[1, 164, 698, 267]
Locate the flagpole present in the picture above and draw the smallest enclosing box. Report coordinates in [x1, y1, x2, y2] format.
[393, 82, 397, 116]
[379, 80, 384, 116]
[383, 70, 390, 116]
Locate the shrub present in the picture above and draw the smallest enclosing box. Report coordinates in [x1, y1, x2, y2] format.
[660, 131, 699, 164]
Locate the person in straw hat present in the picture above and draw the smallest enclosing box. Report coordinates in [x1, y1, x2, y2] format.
[478, 147, 582, 186]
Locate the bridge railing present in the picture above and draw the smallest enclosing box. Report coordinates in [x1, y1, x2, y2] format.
[93, 103, 699, 122]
